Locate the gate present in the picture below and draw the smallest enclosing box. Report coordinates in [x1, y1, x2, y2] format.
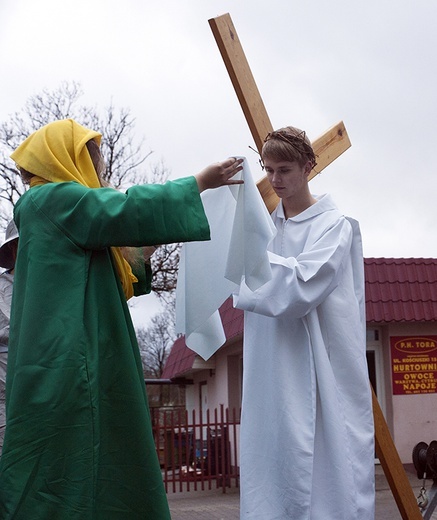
[152, 405, 240, 493]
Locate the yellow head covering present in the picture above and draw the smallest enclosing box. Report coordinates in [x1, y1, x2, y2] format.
[11, 119, 137, 299]
[11, 118, 102, 188]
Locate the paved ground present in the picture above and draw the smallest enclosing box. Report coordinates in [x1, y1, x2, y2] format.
[167, 464, 437, 519]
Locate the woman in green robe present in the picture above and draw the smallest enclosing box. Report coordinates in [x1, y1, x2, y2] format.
[0, 119, 243, 519]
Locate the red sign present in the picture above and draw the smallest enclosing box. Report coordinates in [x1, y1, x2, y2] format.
[390, 336, 437, 395]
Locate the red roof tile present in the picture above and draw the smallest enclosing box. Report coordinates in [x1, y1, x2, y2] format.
[164, 258, 437, 378]
[365, 258, 437, 323]
[161, 336, 196, 379]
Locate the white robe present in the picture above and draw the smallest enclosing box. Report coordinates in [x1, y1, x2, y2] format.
[234, 194, 375, 520]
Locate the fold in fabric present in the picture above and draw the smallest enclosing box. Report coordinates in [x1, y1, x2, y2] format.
[175, 158, 276, 360]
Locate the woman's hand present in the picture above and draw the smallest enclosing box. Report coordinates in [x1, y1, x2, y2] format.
[195, 158, 244, 193]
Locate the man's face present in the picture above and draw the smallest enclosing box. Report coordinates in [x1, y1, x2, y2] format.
[264, 158, 311, 201]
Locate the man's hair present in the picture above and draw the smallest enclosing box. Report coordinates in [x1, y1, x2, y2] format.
[262, 126, 316, 169]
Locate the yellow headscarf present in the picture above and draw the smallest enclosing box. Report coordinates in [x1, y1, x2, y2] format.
[11, 119, 137, 299]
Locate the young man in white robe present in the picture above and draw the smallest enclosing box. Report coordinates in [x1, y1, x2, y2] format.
[234, 127, 375, 520]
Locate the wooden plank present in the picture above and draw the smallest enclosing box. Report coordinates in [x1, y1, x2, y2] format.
[372, 388, 422, 520]
[309, 120, 351, 180]
[209, 13, 273, 154]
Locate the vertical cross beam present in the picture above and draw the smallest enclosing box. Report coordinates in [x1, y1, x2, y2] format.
[209, 12, 422, 520]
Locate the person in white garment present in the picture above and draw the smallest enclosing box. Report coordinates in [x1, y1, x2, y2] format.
[0, 220, 19, 456]
[234, 126, 375, 520]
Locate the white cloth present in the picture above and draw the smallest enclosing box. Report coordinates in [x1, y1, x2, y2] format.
[175, 158, 276, 360]
[235, 194, 375, 520]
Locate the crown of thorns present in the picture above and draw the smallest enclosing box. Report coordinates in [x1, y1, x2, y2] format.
[263, 130, 317, 169]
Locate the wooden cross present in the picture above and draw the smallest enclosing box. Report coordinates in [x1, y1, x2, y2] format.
[209, 13, 422, 520]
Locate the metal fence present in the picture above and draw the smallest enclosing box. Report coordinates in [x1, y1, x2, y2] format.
[151, 405, 241, 493]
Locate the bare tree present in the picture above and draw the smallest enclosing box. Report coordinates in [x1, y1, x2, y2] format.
[150, 245, 181, 298]
[0, 81, 151, 225]
[137, 297, 177, 378]
[137, 294, 185, 407]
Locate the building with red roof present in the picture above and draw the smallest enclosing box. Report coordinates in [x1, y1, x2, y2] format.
[163, 258, 437, 463]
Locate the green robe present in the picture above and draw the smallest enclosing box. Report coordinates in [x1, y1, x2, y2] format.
[0, 178, 209, 519]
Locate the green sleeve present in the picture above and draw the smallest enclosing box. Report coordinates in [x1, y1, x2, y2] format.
[21, 176, 210, 249]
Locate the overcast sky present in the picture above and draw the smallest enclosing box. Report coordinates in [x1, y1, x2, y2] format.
[1, 0, 436, 324]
